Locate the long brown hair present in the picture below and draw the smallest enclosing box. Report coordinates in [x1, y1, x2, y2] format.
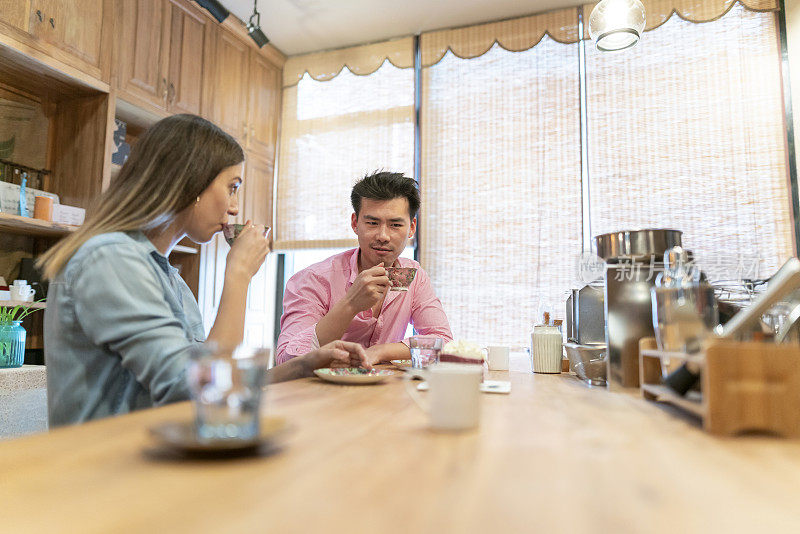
[38, 114, 244, 280]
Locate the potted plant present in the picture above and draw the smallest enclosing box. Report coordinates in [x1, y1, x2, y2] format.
[0, 303, 42, 368]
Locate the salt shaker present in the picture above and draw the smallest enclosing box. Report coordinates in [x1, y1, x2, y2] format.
[531, 313, 563, 374]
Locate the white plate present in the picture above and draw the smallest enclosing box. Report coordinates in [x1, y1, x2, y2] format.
[313, 368, 396, 385]
[417, 379, 511, 394]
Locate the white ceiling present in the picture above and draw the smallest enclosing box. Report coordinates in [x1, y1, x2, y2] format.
[218, 0, 583, 56]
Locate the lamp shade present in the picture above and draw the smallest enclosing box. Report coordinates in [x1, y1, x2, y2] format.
[588, 0, 646, 52]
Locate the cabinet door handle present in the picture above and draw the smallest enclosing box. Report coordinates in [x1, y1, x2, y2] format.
[243, 121, 248, 142]
[162, 78, 168, 101]
[168, 83, 175, 106]
[49, 17, 55, 28]
[250, 125, 255, 139]
[35, 10, 43, 22]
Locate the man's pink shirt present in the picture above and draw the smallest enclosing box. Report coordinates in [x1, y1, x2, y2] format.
[276, 248, 453, 363]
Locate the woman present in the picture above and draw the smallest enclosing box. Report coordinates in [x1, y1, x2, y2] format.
[38, 114, 368, 427]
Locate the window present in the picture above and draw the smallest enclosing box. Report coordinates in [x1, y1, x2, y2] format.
[419, 10, 583, 346]
[586, 3, 793, 282]
[275, 39, 415, 250]
[275, 1, 792, 347]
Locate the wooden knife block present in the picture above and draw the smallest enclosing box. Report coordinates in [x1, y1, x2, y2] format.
[640, 338, 800, 438]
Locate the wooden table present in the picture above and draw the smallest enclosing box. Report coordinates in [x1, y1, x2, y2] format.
[2, 354, 800, 533]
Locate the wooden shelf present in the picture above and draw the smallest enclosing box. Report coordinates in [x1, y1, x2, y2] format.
[0, 212, 77, 238]
[172, 245, 198, 255]
[0, 300, 46, 309]
[641, 383, 705, 418]
[641, 348, 705, 367]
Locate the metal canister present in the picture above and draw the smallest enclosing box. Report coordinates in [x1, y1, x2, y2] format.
[595, 229, 683, 388]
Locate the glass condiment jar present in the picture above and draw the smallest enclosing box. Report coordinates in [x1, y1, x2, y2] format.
[530, 313, 562, 374]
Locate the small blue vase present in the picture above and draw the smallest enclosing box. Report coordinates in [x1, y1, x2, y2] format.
[0, 321, 26, 368]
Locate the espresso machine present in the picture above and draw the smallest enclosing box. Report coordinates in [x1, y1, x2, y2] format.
[594, 229, 683, 388]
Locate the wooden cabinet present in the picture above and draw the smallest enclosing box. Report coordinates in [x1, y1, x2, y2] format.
[227, 152, 273, 227]
[246, 52, 281, 161]
[116, 0, 211, 115]
[0, 0, 32, 33]
[238, 154, 274, 350]
[242, 153, 273, 227]
[0, 1, 284, 356]
[208, 27, 249, 140]
[117, 0, 169, 109]
[166, 0, 211, 115]
[29, 0, 109, 80]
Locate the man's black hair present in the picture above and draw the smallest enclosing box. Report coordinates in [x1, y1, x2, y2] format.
[350, 171, 420, 220]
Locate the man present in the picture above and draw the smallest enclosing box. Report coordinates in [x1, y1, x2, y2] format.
[276, 171, 452, 365]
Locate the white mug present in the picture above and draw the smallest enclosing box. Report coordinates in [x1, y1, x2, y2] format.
[9, 285, 33, 302]
[12, 279, 27, 288]
[404, 363, 482, 431]
[485, 346, 510, 371]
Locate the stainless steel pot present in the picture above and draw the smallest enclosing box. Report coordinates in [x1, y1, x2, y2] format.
[594, 229, 683, 261]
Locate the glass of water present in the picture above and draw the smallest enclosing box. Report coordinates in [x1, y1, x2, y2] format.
[409, 336, 443, 369]
[187, 344, 269, 442]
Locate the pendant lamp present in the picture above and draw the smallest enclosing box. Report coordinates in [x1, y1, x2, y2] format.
[588, 0, 646, 52]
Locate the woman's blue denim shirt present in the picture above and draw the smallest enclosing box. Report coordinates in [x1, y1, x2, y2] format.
[45, 231, 205, 426]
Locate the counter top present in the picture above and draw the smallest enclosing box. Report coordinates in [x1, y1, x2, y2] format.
[1, 355, 799, 533]
[0, 364, 47, 439]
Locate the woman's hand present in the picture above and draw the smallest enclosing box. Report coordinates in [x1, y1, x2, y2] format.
[300, 340, 371, 372]
[225, 221, 270, 281]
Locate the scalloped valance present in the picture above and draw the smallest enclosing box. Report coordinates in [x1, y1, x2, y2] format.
[282, 36, 414, 87]
[580, 0, 778, 38]
[420, 8, 580, 68]
[282, 0, 779, 85]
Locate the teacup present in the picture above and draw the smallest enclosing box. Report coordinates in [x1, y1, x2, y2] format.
[222, 224, 270, 246]
[9, 285, 34, 302]
[386, 267, 417, 291]
[222, 223, 245, 246]
[404, 362, 482, 431]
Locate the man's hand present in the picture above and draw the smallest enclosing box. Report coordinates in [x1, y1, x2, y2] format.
[365, 345, 385, 366]
[300, 340, 371, 372]
[343, 263, 390, 313]
[365, 342, 411, 366]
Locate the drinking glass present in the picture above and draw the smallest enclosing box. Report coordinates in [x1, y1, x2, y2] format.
[187, 345, 269, 442]
[408, 336, 443, 369]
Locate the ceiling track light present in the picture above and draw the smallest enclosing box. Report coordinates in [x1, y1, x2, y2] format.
[194, 0, 229, 23]
[247, 0, 270, 48]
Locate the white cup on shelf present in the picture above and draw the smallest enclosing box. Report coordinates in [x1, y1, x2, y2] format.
[9, 284, 34, 302]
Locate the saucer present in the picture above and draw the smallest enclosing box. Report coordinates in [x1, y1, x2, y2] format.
[416, 380, 511, 394]
[313, 368, 396, 385]
[149, 416, 287, 454]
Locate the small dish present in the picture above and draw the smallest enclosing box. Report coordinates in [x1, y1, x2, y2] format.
[416, 379, 511, 394]
[149, 416, 287, 454]
[391, 359, 412, 368]
[313, 367, 396, 385]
